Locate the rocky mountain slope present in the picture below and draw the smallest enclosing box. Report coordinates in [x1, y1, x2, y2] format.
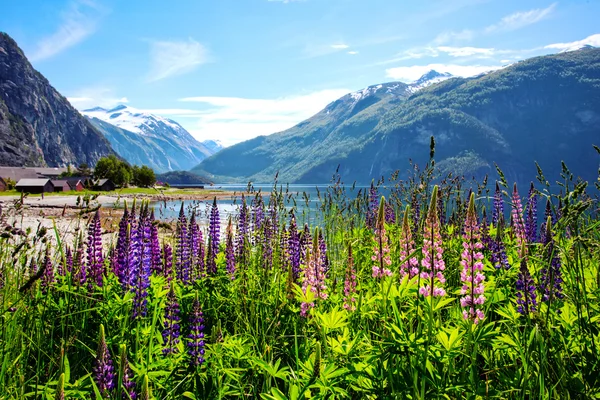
[192, 49, 600, 185]
[84, 105, 221, 172]
[0, 32, 115, 167]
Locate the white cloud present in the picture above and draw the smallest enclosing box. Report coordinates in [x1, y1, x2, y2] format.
[485, 3, 556, 33]
[67, 87, 128, 109]
[437, 46, 496, 57]
[432, 29, 475, 45]
[385, 63, 503, 82]
[330, 44, 349, 50]
[147, 38, 210, 82]
[347, 51, 359, 55]
[169, 89, 350, 146]
[30, 0, 105, 61]
[544, 33, 600, 52]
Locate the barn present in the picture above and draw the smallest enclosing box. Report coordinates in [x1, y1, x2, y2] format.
[67, 179, 85, 191]
[51, 180, 71, 192]
[15, 179, 55, 194]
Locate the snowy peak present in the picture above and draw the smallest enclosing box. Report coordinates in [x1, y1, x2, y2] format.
[347, 82, 408, 103]
[559, 44, 596, 53]
[83, 105, 186, 137]
[407, 70, 454, 93]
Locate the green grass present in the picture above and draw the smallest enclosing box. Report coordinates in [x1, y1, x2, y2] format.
[0, 187, 226, 197]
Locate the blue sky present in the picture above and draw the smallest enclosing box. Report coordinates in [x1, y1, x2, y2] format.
[2, 0, 599, 146]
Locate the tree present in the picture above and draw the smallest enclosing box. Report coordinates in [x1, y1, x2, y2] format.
[94, 155, 132, 188]
[77, 163, 92, 177]
[132, 165, 156, 188]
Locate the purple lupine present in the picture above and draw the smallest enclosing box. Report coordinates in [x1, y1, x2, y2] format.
[525, 182, 538, 243]
[540, 199, 556, 244]
[86, 210, 104, 288]
[489, 230, 510, 270]
[65, 247, 73, 274]
[372, 197, 392, 278]
[366, 182, 378, 229]
[492, 182, 504, 225]
[149, 209, 162, 275]
[175, 204, 190, 284]
[41, 247, 54, 293]
[225, 218, 236, 279]
[540, 216, 564, 303]
[133, 212, 151, 318]
[300, 224, 312, 267]
[280, 225, 289, 272]
[93, 324, 115, 398]
[235, 194, 249, 259]
[268, 197, 279, 237]
[114, 203, 130, 281]
[319, 230, 329, 275]
[188, 212, 204, 280]
[187, 299, 206, 367]
[207, 197, 220, 275]
[459, 193, 486, 324]
[72, 238, 85, 286]
[515, 255, 537, 315]
[288, 212, 301, 281]
[57, 249, 66, 277]
[399, 205, 419, 279]
[262, 217, 274, 270]
[511, 183, 527, 255]
[162, 285, 181, 356]
[419, 186, 446, 297]
[343, 244, 357, 311]
[252, 196, 264, 235]
[300, 228, 328, 317]
[162, 244, 173, 281]
[120, 345, 136, 400]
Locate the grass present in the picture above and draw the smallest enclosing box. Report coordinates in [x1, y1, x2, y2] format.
[0, 187, 226, 197]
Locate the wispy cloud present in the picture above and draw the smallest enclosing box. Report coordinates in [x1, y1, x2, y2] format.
[169, 89, 350, 145]
[385, 63, 502, 82]
[347, 51, 359, 55]
[67, 87, 128, 110]
[147, 38, 210, 82]
[485, 3, 556, 33]
[432, 29, 475, 45]
[30, 0, 106, 61]
[544, 33, 600, 52]
[437, 46, 497, 57]
[330, 44, 349, 50]
[303, 42, 356, 58]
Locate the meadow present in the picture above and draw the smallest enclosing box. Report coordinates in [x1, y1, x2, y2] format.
[0, 160, 599, 399]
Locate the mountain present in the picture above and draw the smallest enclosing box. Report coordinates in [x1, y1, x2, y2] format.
[192, 48, 600, 185]
[83, 105, 221, 173]
[0, 32, 115, 167]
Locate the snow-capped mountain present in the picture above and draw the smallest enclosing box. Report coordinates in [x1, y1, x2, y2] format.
[82, 105, 222, 173]
[406, 70, 454, 93]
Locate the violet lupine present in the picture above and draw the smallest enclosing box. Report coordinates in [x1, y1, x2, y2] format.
[492, 182, 504, 225]
[318, 230, 329, 275]
[65, 246, 73, 274]
[225, 218, 236, 279]
[187, 299, 206, 367]
[343, 244, 357, 311]
[300, 228, 328, 317]
[268, 197, 279, 237]
[72, 237, 85, 286]
[459, 193, 486, 324]
[540, 199, 556, 244]
[41, 247, 54, 293]
[162, 285, 181, 356]
[419, 186, 446, 297]
[366, 182, 378, 229]
[262, 218, 274, 270]
[525, 182, 538, 243]
[288, 213, 302, 281]
[175, 204, 190, 284]
[93, 324, 115, 398]
[399, 205, 419, 279]
[86, 210, 104, 288]
[235, 195, 249, 259]
[511, 183, 527, 254]
[515, 254, 537, 315]
[207, 197, 220, 275]
[114, 203, 130, 281]
[300, 224, 312, 267]
[489, 224, 510, 270]
[280, 225, 289, 272]
[372, 197, 393, 278]
[411, 193, 421, 237]
[132, 213, 151, 319]
[540, 216, 564, 304]
[252, 196, 264, 235]
[149, 209, 162, 275]
[188, 212, 204, 280]
[162, 244, 173, 281]
[119, 345, 136, 400]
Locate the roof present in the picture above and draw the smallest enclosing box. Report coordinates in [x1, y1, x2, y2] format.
[51, 180, 71, 185]
[96, 179, 112, 185]
[16, 179, 52, 187]
[33, 167, 70, 176]
[0, 167, 39, 181]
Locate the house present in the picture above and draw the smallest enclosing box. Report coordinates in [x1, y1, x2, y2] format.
[93, 179, 116, 191]
[51, 180, 71, 192]
[33, 167, 70, 179]
[0, 177, 7, 192]
[15, 179, 55, 194]
[67, 179, 85, 191]
[0, 167, 39, 182]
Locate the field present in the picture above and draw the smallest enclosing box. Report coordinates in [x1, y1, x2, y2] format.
[0, 164, 599, 399]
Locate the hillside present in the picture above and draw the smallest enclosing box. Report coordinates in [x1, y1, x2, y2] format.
[0, 32, 115, 167]
[192, 49, 600, 185]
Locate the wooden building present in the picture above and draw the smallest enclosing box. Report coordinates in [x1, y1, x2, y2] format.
[51, 180, 71, 192]
[15, 179, 55, 194]
[93, 179, 116, 191]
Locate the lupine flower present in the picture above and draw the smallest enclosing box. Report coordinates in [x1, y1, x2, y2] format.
[124, 223, 140, 292]
[72, 237, 85, 286]
[460, 193, 486, 324]
[343, 244, 357, 311]
[288, 212, 301, 281]
[65, 246, 73, 274]
[540, 216, 564, 304]
[511, 183, 527, 254]
[262, 217, 274, 270]
[492, 182, 504, 224]
[268, 197, 279, 237]
[162, 285, 181, 355]
[279, 225, 289, 272]
[300, 224, 312, 267]
[365, 182, 378, 229]
[515, 253, 537, 315]
[41, 246, 54, 293]
[119, 344, 136, 399]
[525, 182, 538, 243]
[252, 196, 264, 237]
[86, 210, 104, 288]
[149, 210, 162, 275]
[207, 197, 220, 275]
[236, 195, 249, 260]
[175, 204, 190, 284]
[372, 197, 392, 278]
[114, 202, 130, 281]
[489, 218, 510, 270]
[187, 299, 206, 367]
[94, 324, 115, 398]
[399, 205, 419, 278]
[411, 192, 421, 237]
[140, 375, 150, 400]
[300, 228, 328, 317]
[56, 373, 65, 400]
[162, 244, 173, 281]
[133, 212, 151, 318]
[539, 199, 556, 244]
[437, 192, 446, 227]
[225, 217, 236, 279]
[419, 186, 446, 297]
[188, 212, 204, 280]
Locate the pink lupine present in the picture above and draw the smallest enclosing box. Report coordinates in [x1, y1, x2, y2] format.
[419, 186, 446, 297]
[399, 205, 419, 279]
[372, 197, 392, 278]
[460, 193, 486, 324]
[300, 227, 328, 317]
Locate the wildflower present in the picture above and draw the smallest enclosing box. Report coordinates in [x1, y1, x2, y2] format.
[515, 253, 537, 315]
[86, 210, 104, 288]
[41, 246, 54, 293]
[511, 183, 527, 253]
[262, 217, 274, 270]
[149, 209, 162, 275]
[300, 227, 328, 317]
[280, 225, 289, 272]
[65, 246, 73, 274]
[525, 182, 538, 243]
[162, 244, 173, 281]
[492, 182, 504, 224]
[343, 244, 357, 311]
[162, 284, 181, 356]
[133, 213, 151, 318]
[188, 212, 204, 280]
[459, 193, 486, 324]
[399, 205, 419, 278]
[372, 197, 392, 278]
[489, 218, 510, 270]
[365, 182, 378, 229]
[225, 217, 236, 279]
[540, 216, 564, 303]
[411, 192, 421, 237]
[56, 373, 65, 400]
[114, 202, 130, 281]
[93, 324, 115, 398]
[207, 197, 220, 275]
[236, 194, 249, 259]
[187, 299, 206, 367]
[119, 344, 136, 400]
[175, 204, 190, 284]
[419, 186, 446, 297]
[539, 199, 556, 244]
[288, 212, 301, 281]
